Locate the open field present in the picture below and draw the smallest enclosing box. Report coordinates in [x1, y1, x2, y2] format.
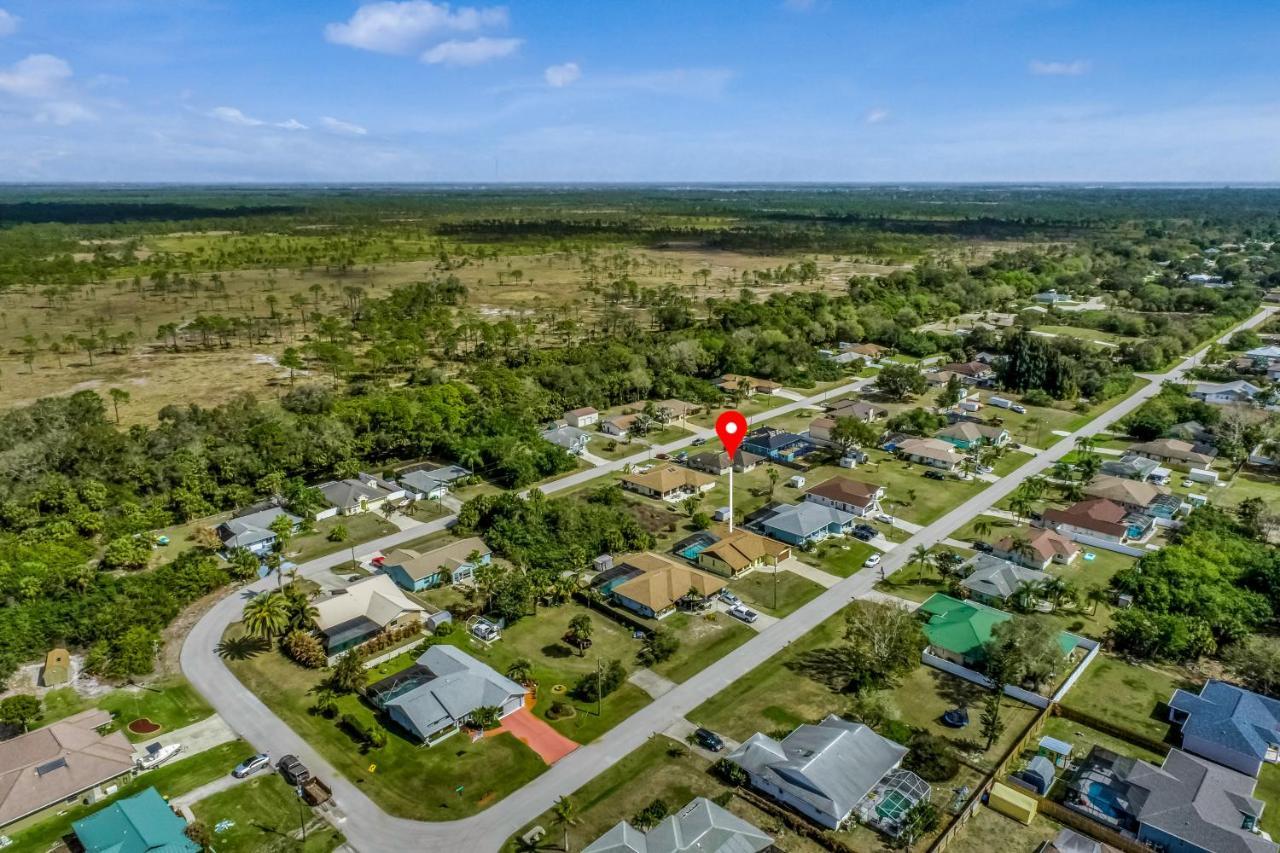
[729, 568, 825, 617]
[192, 772, 346, 853]
[942, 805, 1066, 853]
[1057, 654, 1198, 743]
[41, 677, 214, 742]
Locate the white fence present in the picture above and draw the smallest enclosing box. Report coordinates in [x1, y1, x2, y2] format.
[1051, 636, 1100, 704]
[922, 633, 1099, 711]
[1070, 533, 1147, 558]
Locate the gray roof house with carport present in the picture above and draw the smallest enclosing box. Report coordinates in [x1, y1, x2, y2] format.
[1168, 680, 1280, 778]
[581, 796, 772, 853]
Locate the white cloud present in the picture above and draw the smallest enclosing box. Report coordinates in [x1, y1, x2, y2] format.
[325, 1, 509, 55]
[210, 105, 264, 126]
[276, 118, 309, 131]
[605, 68, 733, 98]
[321, 116, 368, 135]
[544, 62, 581, 88]
[0, 54, 73, 99]
[35, 101, 94, 125]
[421, 36, 521, 66]
[865, 107, 889, 124]
[0, 9, 19, 37]
[1029, 59, 1090, 76]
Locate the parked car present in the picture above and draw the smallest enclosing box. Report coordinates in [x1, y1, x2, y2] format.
[875, 513, 894, 524]
[728, 604, 759, 624]
[691, 437, 708, 446]
[655, 452, 670, 460]
[924, 470, 948, 481]
[852, 524, 877, 541]
[973, 540, 994, 553]
[976, 465, 994, 475]
[233, 753, 271, 779]
[718, 590, 741, 606]
[863, 553, 881, 568]
[693, 728, 724, 752]
[278, 755, 310, 786]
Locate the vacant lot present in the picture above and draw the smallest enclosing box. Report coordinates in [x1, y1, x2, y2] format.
[193, 773, 346, 852]
[1057, 654, 1198, 742]
[729, 568, 825, 616]
[41, 677, 214, 741]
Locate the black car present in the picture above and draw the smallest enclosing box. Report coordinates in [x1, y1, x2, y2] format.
[852, 524, 877, 541]
[691, 437, 708, 446]
[693, 728, 724, 752]
[278, 754, 310, 786]
[924, 470, 948, 481]
[972, 541, 994, 553]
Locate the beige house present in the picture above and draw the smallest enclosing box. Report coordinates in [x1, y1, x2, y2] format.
[1129, 438, 1217, 470]
[695, 526, 791, 578]
[0, 709, 135, 827]
[991, 527, 1080, 571]
[716, 374, 782, 396]
[601, 413, 640, 438]
[894, 437, 962, 471]
[621, 465, 716, 501]
[610, 553, 727, 619]
[313, 574, 426, 657]
[1083, 475, 1169, 512]
[564, 407, 599, 428]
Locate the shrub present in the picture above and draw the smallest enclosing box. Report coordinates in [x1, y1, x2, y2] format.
[904, 732, 960, 782]
[327, 524, 349, 542]
[471, 705, 502, 730]
[1022, 388, 1053, 407]
[712, 758, 748, 786]
[573, 659, 626, 702]
[631, 799, 670, 830]
[637, 629, 679, 666]
[879, 718, 914, 745]
[282, 630, 326, 668]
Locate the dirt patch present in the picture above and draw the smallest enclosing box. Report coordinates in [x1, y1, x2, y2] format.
[624, 502, 683, 536]
[127, 716, 162, 734]
[159, 584, 235, 678]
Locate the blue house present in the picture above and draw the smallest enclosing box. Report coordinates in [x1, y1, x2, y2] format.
[1169, 680, 1280, 778]
[380, 537, 491, 591]
[72, 787, 198, 853]
[755, 502, 855, 546]
[741, 428, 815, 464]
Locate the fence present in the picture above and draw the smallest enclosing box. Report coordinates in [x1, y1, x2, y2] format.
[922, 652, 1051, 709]
[358, 631, 425, 670]
[1037, 799, 1149, 853]
[1070, 532, 1148, 557]
[1050, 636, 1100, 704]
[1054, 702, 1172, 757]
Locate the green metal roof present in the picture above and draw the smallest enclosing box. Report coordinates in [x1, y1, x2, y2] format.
[72, 787, 198, 853]
[920, 593, 1077, 661]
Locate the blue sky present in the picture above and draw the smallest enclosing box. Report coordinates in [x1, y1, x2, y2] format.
[0, 0, 1277, 182]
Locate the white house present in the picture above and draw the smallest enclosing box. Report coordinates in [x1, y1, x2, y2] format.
[564, 407, 599, 428]
[1190, 380, 1263, 405]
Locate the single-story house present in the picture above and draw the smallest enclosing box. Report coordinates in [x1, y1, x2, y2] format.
[1129, 438, 1218, 470]
[1041, 498, 1151, 543]
[399, 464, 471, 500]
[894, 437, 962, 471]
[755, 501, 856, 546]
[1101, 454, 1163, 482]
[541, 423, 591, 455]
[653, 399, 701, 420]
[1190, 380, 1264, 405]
[217, 503, 302, 554]
[938, 361, 996, 384]
[582, 797, 772, 853]
[741, 428, 815, 463]
[826, 400, 889, 423]
[726, 715, 929, 835]
[609, 553, 726, 619]
[1245, 345, 1280, 367]
[807, 416, 839, 445]
[564, 406, 599, 428]
[380, 537, 491, 591]
[312, 574, 425, 656]
[991, 527, 1080, 571]
[1068, 747, 1274, 853]
[958, 553, 1051, 606]
[682, 525, 791, 578]
[918, 593, 1073, 668]
[845, 342, 890, 360]
[1168, 420, 1213, 444]
[716, 374, 782, 396]
[314, 472, 405, 518]
[1168, 681, 1280, 778]
[369, 645, 526, 746]
[935, 421, 1010, 450]
[72, 787, 198, 853]
[925, 369, 969, 392]
[0, 709, 135, 828]
[685, 449, 766, 476]
[803, 476, 885, 518]
[822, 349, 866, 366]
[620, 465, 716, 502]
[601, 413, 640, 438]
[1034, 289, 1075, 305]
[1082, 475, 1170, 514]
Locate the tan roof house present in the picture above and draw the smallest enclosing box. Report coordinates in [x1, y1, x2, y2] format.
[601, 413, 640, 438]
[621, 466, 716, 501]
[380, 537, 492, 592]
[564, 407, 599, 428]
[991, 527, 1080, 571]
[1129, 438, 1217, 470]
[694, 526, 791, 577]
[610, 553, 727, 619]
[1083, 475, 1168, 512]
[803, 477, 886, 517]
[826, 400, 889, 423]
[0, 709, 135, 827]
[313, 574, 426, 656]
[716, 374, 782, 396]
[653, 399, 701, 420]
[894, 437, 962, 471]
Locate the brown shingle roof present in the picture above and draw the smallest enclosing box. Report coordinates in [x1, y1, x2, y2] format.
[805, 477, 883, 509]
[996, 528, 1079, 563]
[698, 526, 789, 573]
[612, 554, 726, 613]
[621, 465, 715, 494]
[1042, 499, 1129, 538]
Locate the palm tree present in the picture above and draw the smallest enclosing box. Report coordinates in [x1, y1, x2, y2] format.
[242, 592, 289, 640]
[1009, 494, 1035, 522]
[910, 545, 934, 580]
[1039, 576, 1075, 610]
[971, 517, 995, 542]
[552, 796, 579, 853]
[1051, 460, 1075, 482]
[566, 614, 593, 657]
[506, 658, 535, 686]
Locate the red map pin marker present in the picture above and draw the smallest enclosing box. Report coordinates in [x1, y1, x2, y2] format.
[715, 410, 748, 458]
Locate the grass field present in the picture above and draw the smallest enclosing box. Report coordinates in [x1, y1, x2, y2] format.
[3, 740, 247, 851]
[647, 611, 755, 684]
[192, 773, 346, 852]
[1057, 654, 1199, 742]
[728, 568, 825, 616]
[41, 677, 214, 742]
[943, 805, 1066, 853]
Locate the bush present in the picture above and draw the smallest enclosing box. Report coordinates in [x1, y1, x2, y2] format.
[327, 524, 349, 542]
[879, 718, 914, 745]
[434, 620, 455, 636]
[904, 732, 960, 782]
[712, 758, 748, 786]
[690, 511, 711, 530]
[283, 630, 326, 668]
[573, 658, 626, 702]
[1022, 388, 1053, 407]
[637, 629, 680, 666]
[631, 799, 670, 831]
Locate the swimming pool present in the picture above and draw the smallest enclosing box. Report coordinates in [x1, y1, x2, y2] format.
[1085, 780, 1125, 819]
[679, 541, 711, 560]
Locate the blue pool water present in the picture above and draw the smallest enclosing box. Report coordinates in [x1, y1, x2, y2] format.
[679, 541, 711, 560]
[1086, 781, 1124, 819]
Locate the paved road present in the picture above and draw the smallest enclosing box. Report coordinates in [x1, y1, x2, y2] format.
[180, 307, 1273, 853]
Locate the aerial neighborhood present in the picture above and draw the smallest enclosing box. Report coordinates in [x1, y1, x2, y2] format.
[1, 182, 1280, 853]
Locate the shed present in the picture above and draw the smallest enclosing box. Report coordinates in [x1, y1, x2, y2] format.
[1018, 755, 1056, 796]
[42, 648, 70, 686]
[713, 506, 732, 522]
[787, 475, 806, 489]
[424, 610, 453, 632]
[987, 782, 1037, 825]
[1038, 735, 1072, 768]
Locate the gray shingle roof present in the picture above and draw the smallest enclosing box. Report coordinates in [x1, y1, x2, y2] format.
[218, 506, 300, 549]
[760, 502, 854, 539]
[1170, 680, 1280, 770]
[379, 646, 525, 742]
[581, 797, 772, 853]
[959, 553, 1050, 600]
[727, 715, 906, 826]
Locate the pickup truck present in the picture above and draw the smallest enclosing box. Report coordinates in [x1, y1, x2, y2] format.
[278, 755, 311, 786]
[301, 777, 333, 806]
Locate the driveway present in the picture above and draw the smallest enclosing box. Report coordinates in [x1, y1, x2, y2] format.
[178, 307, 1276, 853]
[133, 713, 238, 763]
[493, 707, 579, 765]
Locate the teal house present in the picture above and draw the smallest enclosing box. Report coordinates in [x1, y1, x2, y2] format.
[72, 787, 198, 853]
[379, 536, 491, 592]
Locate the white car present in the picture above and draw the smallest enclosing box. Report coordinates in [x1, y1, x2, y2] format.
[976, 465, 994, 475]
[718, 590, 741, 606]
[728, 604, 759, 624]
[863, 553, 882, 568]
[875, 514, 894, 524]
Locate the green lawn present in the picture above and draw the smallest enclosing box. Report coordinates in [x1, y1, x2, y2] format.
[41, 678, 214, 742]
[1058, 654, 1199, 743]
[1034, 324, 1143, 346]
[192, 773, 345, 853]
[801, 538, 881, 578]
[1257, 762, 1280, 839]
[943, 805, 1066, 853]
[647, 611, 755, 684]
[992, 449, 1035, 476]
[728, 568, 824, 616]
[289, 513, 400, 563]
[4, 740, 247, 851]
[1037, 714, 1166, 766]
[1215, 471, 1280, 508]
[687, 395, 786, 429]
[224, 624, 549, 820]
[874, 559, 949, 603]
[505, 735, 826, 853]
[838, 451, 990, 525]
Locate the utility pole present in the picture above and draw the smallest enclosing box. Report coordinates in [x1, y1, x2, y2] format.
[596, 657, 603, 717]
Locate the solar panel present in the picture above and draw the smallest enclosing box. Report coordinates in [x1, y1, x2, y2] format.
[36, 757, 68, 776]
